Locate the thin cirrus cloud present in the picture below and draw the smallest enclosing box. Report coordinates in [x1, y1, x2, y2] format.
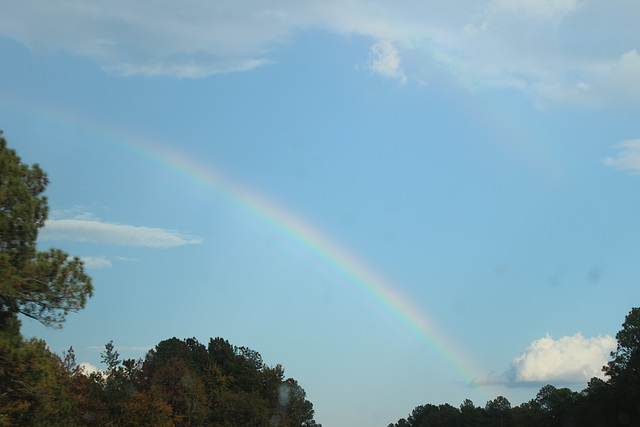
[41, 219, 202, 248]
[114, 256, 138, 262]
[79, 256, 113, 270]
[79, 256, 137, 269]
[1, 1, 639, 107]
[603, 139, 640, 174]
[484, 332, 616, 386]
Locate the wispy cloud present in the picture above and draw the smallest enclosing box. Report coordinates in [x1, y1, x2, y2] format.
[41, 219, 202, 248]
[50, 207, 99, 221]
[114, 256, 138, 262]
[603, 139, 640, 173]
[1, 1, 638, 107]
[80, 256, 112, 269]
[76, 255, 139, 269]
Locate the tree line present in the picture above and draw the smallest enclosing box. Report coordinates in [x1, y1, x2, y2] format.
[388, 308, 640, 427]
[0, 133, 320, 426]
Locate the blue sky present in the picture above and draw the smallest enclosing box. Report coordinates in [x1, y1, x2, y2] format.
[1, 1, 640, 425]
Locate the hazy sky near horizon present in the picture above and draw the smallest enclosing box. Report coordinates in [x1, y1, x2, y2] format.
[1, 1, 640, 425]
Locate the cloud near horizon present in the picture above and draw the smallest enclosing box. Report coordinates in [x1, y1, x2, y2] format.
[510, 333, 615, 384]
[1, 0, 639, 107]
[78, 362, 102, 377]
[41, 219, 202, 248]
[479, 332, 616, 387]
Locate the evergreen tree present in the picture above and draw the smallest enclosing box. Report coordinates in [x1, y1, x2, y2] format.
[0, 133, 93, 331]
[0, 132, 93, 425]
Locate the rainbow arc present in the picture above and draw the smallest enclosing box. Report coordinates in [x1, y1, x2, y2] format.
[4, 97, 494, 401]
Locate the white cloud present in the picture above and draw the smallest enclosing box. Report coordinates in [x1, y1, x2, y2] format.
[0, 0, 299, 78]
[49, 207, 99, 221]
[368, 40, 407, 84]
[603, 139, 640, 173]
[607, 49, 640, 102]
[78, 362, 102, 377]
[114, 256, 138, 262]
[80, 256, 112, 269]
[509, 333, 615, 384]
[41, 219, 202, 248]
[1, 0, 639, 106]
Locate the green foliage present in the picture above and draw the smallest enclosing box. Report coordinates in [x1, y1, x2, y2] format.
[151, 357, 208, 425]
[207, 337, 263, 394]
[76, 336, 323, 426]
[279, 378, 320, 427]
[601, 307, 640, 423]
[534, 384, 578, 425]
[604, 307, 640, 382]
[0, 132, 93, 330]
[0, 335, 79, 426]
[0, 133, 94, 425]
[485, 396, 513, 427]
[511, 401, 545, 427]
[125, 388, 176, 426]
[460, 399, 484, 425]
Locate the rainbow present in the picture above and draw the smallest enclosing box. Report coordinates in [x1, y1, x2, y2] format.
[2, 95, 493, 401]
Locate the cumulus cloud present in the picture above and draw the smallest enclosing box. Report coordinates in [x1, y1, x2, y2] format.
[368, 40, 407, 84]
[476, 332, 616, 387]
[1, 0, 639, 106]
[509, 333, 615, 384]
[41, 219, 202, 248]
[80, 256, 112, 269]
[602, 139, 640, 173]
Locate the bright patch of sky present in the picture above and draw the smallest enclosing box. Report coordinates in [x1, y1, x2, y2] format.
[1, 1, 639, 425]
